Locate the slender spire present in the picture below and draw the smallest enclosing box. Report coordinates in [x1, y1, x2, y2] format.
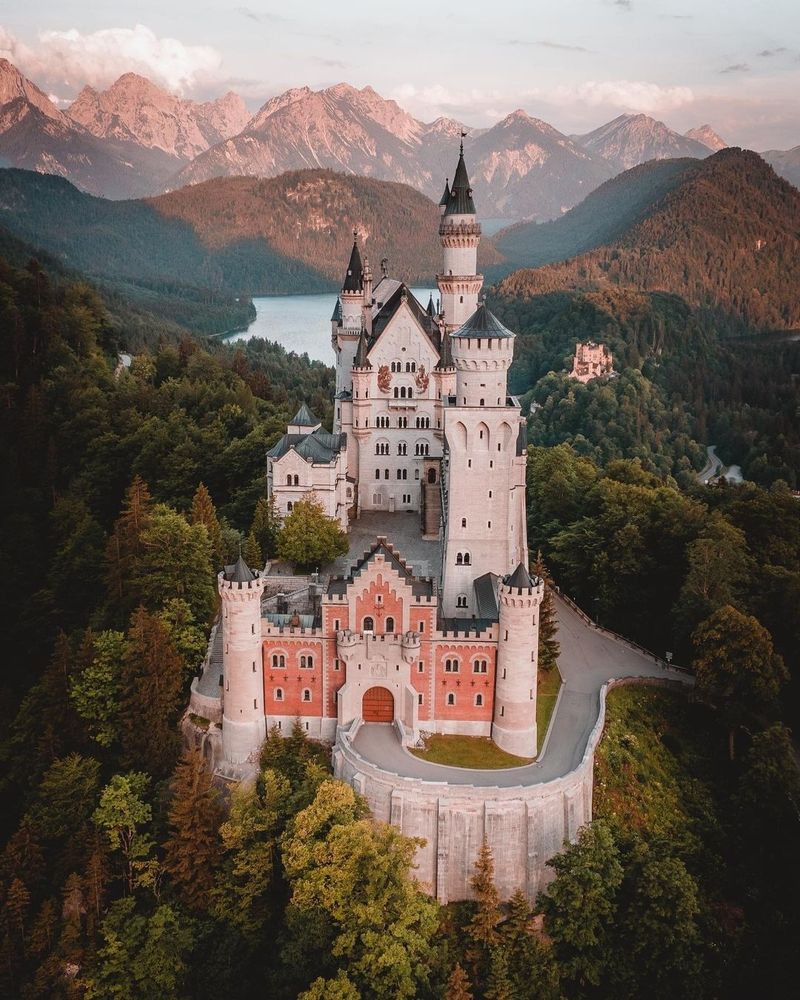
[445, 139, 475, 216]
[438, 178, 450, 207]
[427, 293, 436, 317]
[342, 230, 364, 292]
[436, 328, 454, 370]
[330, 296, 342, 323]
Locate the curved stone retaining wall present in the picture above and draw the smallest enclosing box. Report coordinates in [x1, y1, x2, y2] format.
[333, 675, 688, 903]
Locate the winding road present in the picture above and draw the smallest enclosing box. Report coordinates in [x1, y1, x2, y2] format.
[352, 596, 689, 787]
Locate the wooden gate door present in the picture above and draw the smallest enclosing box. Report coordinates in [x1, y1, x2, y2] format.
[362, 686, 394, 723]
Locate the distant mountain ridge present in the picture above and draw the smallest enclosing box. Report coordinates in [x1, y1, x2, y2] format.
[571, 114, 713, 172]
[495, 148, 800, 333]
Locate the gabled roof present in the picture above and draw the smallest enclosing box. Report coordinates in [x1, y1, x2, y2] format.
[327, 536, 434, 598]
[444, 145, 476, 216]
[504, 562, 534, 591]
[473, 572, 500, 620]
[342, 235, 364, 293]
[371, 282, 439, 340]
[330, 297, 342, 322]
[267, 427, 346, 464]
[451, 303, 515, 340]
[290, 403, 319, 427]
[224, 555, 255, 583]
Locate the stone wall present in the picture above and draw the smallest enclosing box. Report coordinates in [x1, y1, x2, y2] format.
[333, 675, 689, 903]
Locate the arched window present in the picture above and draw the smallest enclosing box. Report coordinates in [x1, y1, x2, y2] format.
[463, 552, 471, 565]
[294, 475, 300, 486]
[275, 688, 284, 701]
[479, 399, 485, 406]
[456, 595, 467, 608]
[445, 658, 459, 673]
[473, 659, 488, 674]
[302, 689, 311, 702]
[393, 387, 399, 398]
[384, 468, 390, 479]
[408, 386, 413, 399]
[475, 693, 484, 707]
[456, 553, 463, 565]
[461, 517, 466, 527]
[286, 475, 292, 485]
[363, 617, 374, 632]
[287, 501, 293, 512]
[447, 692, 456, 705]
[300, 654, 314, 669]
[385, 616, 395, 633]
[428, 468, 437, 484]
[398, 441, 407, 455]
[272, 653, 286, 669]
[375, 468, 380, 479]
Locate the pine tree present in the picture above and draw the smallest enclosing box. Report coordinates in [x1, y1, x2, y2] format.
[446, 963, 474, 1000]
[191, 482, 224, 566]
[244, 530, 262, 570]
[163, 749, 224, 910]
[466, 838, 501, 989]
[485, 946, 513, 1000]
[119, 607, 184, 777]
[532, 552, 560, 672]
[277, 495, 348, 571]
[251, 495, 282, 561]
[105, 476, 153, 619]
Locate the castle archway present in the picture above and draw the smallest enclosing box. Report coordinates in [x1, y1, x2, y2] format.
[362, 686, 394, 723]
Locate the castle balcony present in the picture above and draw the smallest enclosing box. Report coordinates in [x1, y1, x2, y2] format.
[387, 399, 418, 410]
[438, 221, 482, 238]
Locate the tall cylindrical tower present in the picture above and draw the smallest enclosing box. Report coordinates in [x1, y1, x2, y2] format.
[437, 143, 483, 331]
[220, 556, 266, 764]
[492, 564, 543, 758]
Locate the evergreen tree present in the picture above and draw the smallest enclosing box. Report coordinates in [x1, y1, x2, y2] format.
[485, 946, 514, 1000]
[251, 495, 282, 561]
[191, 482, 224, 566]
[105, 476, 153, 620]
[532, 551, 560, 671]
[445, 963, 474, 1000]
[157, 598, 208, 682]
[69, 629, 127, 747]
[465, 838, 501, 990]
[277, 495, 348, 571]
[163, 749, 224, 911]
[243, 529, 262, 570]
[537, 820, 623, 993]
[119, 607, 184, 777]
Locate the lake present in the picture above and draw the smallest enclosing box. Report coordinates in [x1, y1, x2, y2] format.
[227, 287, 437, 364]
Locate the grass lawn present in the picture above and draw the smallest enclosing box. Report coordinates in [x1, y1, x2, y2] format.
[410, 735, 533, 769]
[536, 665, 563, 752]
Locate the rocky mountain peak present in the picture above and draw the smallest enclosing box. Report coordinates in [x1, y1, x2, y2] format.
[686, 125, 727, 152]
[0, 57, 63, 121]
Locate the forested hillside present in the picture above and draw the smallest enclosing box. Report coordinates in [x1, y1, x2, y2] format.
[497, 149, 800, 333]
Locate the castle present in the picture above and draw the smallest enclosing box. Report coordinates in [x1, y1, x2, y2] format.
[569, 341, 613, 383]
[220, 143, 544, 765]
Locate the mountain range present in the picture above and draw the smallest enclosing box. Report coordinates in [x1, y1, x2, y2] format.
[6, 56, 796, 223]
[495, 148, 800, 333]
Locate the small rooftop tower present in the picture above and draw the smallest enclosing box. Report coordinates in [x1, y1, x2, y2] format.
[450, 302, 515, 407]
[437, 140, 483, 331]
[341, 230, 365, 331]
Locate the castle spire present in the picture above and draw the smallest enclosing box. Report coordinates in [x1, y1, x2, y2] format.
[342, 230, 364, 292]
[445, 140, 475, 216]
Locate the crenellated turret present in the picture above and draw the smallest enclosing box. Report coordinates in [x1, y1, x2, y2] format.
[219, 556, 265, 764]
[492, 564, 543, 758]
[450, 303, 515, 407]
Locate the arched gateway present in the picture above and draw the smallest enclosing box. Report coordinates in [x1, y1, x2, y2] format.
[362, 686, 394, 723]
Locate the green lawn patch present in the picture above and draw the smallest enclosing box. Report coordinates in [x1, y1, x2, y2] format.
[536, 664, 563, 753]
[411, 735, 533, 769]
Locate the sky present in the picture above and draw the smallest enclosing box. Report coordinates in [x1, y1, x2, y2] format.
[1, 1, 799, 149]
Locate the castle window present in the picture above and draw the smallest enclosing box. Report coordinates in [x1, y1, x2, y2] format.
[473, 659, 488, 674]
[286, 475, 291, 486]
[302, 689, 311, 702]
[418, 661, 424, 672]
[488, 521, 491, 529]
[418, 693, 424, 705]
[500, 705, 505, 716]
[447, 692, 456, 706]
[375, 469, 380, 479]
[445, 658, 460, 673]
[251, 624, 255, 634]
[408, 386, 413, 398]
[502, 668, 506, 679]
[385, 617, 395, 633]
[415, 469, 420, 479]
[334, 619, 340, 631]
[456, 595, 468, 609]
[252, 661, 256, 671]
[294, 475, 300, 485]
[459, 295, 463, 303]
[456, 553, 463, 565]
[479, 399, 485, 406]
[497, 443, 501, 452]
[300, 654, 314, 669]
[418, 621, 424, 632]
[400, 386, 406, 399]
[397, 469, 402, 480]
[363, 617, 374, 632]
[376, 594, 383, 605]
[287, 502, 293, 512]
[254, 699, 257, 709]
[275, 688, 283, 701]
[530, 689, 534, 700]
[461, 518, 467, 527]
[475, 693, 483, 707]
[488, 490, 492, 498]
[479, 430, 484, 439]
[272, 654, 286, 668]
[398, 441, 407, 455]
[334, 658, 341, 670]
[385, 469, 390, 479]
[464, 553, 471, 565]
[393, 387, 399, 398]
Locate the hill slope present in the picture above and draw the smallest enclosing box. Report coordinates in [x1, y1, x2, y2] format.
[495, 149, 800, 332]
[762, 146, 800, 189]
[495, 157, 698, 270]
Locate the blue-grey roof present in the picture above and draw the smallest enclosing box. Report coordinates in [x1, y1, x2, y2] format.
[451, 304, 515, 340]
[473, 572, 500, 620]
[331, 297, 342, 323]
[439, 179, 450, 206]
[290, 403, 319, 427]
[444, 146, 476, 216]
[504, 563, 534, 591]
[224, 555, 255, 583]
[343, 237, 363, 292]
[267, 427, 346, 464]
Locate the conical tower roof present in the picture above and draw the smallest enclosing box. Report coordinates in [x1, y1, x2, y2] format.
[427, 293, 436, 317]
[438, 178, 450, 206]
[225, 554, 255, 583]
[342, 232, 364, 292]
[330, 296, 342, 322]
[504, 562, 533, 591]
[451, 303, 514, 339]
[290, 402, 319, 427]
[444, 143, 476, 216]
[435, 329, 454, 370]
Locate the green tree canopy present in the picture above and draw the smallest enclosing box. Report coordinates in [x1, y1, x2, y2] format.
[277, 495, 348, 571]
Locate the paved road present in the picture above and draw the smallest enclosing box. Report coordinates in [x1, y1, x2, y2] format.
[352, 596, 687, 787]
[697, 445, 743, 485]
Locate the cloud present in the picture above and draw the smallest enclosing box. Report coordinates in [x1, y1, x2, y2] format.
[720, 63, 750, 74]
[613, 0, 633, 9]
[234, 7, 287, 24]
[567, 79, 694, 112]
[757, 48, 787, 57]
[510, 40, 592, 53]
[0, 23, 222, 94]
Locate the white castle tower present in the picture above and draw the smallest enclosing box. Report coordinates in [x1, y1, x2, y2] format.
[440, 304, 529, 617]
[219, 556, 265, 763]
[492, 564, 544, 757]
[333, 232, 365, 405]
[437, 141, 483, 331]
